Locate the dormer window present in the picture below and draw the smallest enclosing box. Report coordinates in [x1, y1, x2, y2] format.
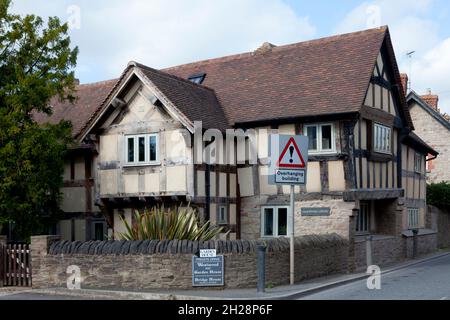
[188, 73, 206, 84]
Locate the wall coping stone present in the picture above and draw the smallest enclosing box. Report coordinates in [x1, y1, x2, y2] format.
[45, 234, 347, 255]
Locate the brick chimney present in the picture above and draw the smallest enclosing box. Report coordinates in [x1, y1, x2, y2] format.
[421, 89, 439, 111]
[400, 73, 408, 96]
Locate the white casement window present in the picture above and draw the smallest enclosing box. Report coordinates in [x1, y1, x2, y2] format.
[218, 206, 228, 225]
[356, 202, 370, 233]
[414, 153, 423, 173]
[408, 208, 420, 229]
[373, 123, 391, 154]
[304, 123, 336, 154]
[261, 206, 289, 237]
[125, 133, 159, 165]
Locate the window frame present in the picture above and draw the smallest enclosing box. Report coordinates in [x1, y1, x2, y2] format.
[261, 206, 290, 238]
[304, 122, 336, 155]
[356, 202, 370, 234]
[373, 123, 391, 154]
[414, 153, 423, 173]
[218, 206, 228, 225]
[407, 208, 420, 229]
[124, 133, 159, 166]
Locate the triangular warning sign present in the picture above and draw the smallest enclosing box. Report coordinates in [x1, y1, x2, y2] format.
[276, 137, 306, 168]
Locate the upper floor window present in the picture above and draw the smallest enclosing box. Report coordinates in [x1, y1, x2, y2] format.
[125, 133, 159, 165]
[373, 123, 391, 154]
[304, 123, 335, 154]
[414, 153, 423, 173]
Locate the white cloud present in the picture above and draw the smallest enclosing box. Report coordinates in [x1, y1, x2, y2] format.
[335, 0, 450, 114]
[11, 0, 316, 83]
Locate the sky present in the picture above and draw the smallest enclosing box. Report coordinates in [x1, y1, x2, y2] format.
[10, 0, 450, 114]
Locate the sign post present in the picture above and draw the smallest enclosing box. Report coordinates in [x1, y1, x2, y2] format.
[268, 134, 308, 285]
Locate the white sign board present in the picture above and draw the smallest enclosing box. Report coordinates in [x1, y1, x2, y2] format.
[268, 134, 308, 185]
[199, 249, 217, 257]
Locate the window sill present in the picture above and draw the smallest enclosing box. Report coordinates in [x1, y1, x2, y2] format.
[123, 162, 161, 168]
[308, 150, 337, 156]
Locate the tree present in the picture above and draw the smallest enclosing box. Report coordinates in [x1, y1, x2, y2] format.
[0, 0, 78, 240]
[427, 182, 450, 211]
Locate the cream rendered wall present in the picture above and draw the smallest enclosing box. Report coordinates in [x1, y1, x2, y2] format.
[99, 169, 118, 195]
[306, 162, 321, 193]
[237, 167, 254, 197]
[196, 170, 206, 197]
[219, 172, 227, 197]
[328, 161, 346, 191]
[97, 84, 191, 198]
[229, 174, 236, 197]
[144, 172, 160, 193]
[123, 174, 139, 194]
[166, 166, 187, 192]
[259, 166, 277, 195]
[99, 134, 118, 162]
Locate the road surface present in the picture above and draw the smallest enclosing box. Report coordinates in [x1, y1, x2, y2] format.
[301, 253, 450, 300]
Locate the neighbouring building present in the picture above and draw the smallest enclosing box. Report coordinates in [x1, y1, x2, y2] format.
[35, 26, 438, 257]
[406, 85, 450, 183]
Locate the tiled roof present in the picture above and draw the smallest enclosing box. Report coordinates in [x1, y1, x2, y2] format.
[164, 27, 388, 126]
[34, 79, 117, 138]
[135, 63, 228, 130]
[37, 26, 412, 140]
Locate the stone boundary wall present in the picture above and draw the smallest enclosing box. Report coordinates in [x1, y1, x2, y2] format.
[429, 205, 450, 248]
[354, 232, 438, 271]
[31, 234, 349, 290]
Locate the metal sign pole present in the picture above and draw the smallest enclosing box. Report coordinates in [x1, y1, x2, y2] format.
[290, 184, 295, 285]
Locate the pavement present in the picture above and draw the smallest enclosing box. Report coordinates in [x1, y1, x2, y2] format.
[0, 250, 449, 300]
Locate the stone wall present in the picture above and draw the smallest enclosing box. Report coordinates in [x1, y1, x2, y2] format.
[429, 205, 450, 248]
[409, 103, 450, 183]
[31, 234, 349, 290]
[240, 196, 354, 240]
[354, 232, 438, 271]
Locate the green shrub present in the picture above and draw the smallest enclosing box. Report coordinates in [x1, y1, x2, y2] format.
[116, 205, 225, 241]
[427, 182, 450, 211]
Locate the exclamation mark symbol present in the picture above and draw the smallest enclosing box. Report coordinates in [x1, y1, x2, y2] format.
[289, 145, 294, 163]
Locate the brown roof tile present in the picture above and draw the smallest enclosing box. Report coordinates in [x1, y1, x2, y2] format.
[135, 63, 228, 130]
[164, 27, 389, 126]
[34, 79, 117, 138]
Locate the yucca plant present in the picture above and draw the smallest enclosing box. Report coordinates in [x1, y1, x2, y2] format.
[116, 204, 225, 241]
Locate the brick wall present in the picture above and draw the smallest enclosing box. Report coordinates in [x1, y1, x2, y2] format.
[31, 234, 349, 290]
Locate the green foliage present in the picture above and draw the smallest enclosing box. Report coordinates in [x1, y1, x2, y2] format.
[0, 0, 78, 239]
[116, 205, 225, 241]
[427, 182, 450, 211]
